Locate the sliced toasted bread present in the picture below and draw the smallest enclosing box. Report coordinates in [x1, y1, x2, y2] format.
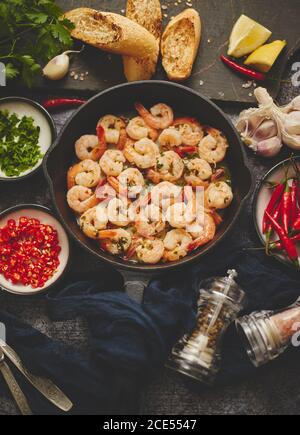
[65, 8, 159, 60]
[161, 9, 201, 82]
[123, 0, 162, 81]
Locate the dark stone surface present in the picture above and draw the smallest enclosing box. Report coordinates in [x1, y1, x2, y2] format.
[0, 54, 300, 415]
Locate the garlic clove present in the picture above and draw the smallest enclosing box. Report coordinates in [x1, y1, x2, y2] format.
[281, 95, 300, 113]
[254, 87, 274, 107]
[283, 111, 300, 135]
[252, 119, 278, 141]
[256, 136, 282, 157]
[43, 53, 70, 81]
[43, 50, 82, 81]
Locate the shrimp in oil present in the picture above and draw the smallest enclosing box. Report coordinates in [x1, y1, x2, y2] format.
[198, 127, 228, 164]
[67, 159, 101, 190]
[79, 205, 108, 239]
[135, 102, 174, 130]
[163, 229, 192, 262]
[100, 150, 126, 177]
[67, 186, 99, 214]
[98, 229, 132, 256]
[205, 181, 233, 210]
[126, 116, 159, 142]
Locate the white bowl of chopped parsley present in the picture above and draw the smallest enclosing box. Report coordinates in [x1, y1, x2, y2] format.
[0, 97, 56, 181]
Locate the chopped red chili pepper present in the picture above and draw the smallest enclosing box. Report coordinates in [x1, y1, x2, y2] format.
[0, 217, 61, 288]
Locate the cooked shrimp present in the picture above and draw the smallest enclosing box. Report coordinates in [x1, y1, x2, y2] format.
[67, 159, 101, 190]
[163, 229, 192, 262]
[158, 128, 183, 148]
[173, 118, 204, 147]
[151, 151, 184, 183]
[98, 229, 132, 255]
[107, 198, 130, 227]
[205, 181, 233, 210]
[75, 135, 104, 161]
[100, 150, 126, 177]
[123, 138, 160, 169]
[98, 115, 127, 149]
[165, 202, 195, 229]
[118, 168, 145, 198]
[184, 157, 212, 187]
[135, 204, 165, 237]
[135, 102, 174, 130]
[188, 213, 216, 250]
[198, 127, 228, 164]
[135, 238, 165, 264]
[79, 205, 108, 239]
[67, 186, 99, 214]
[151, 182, 182, 211]
[126, 117, 158, 142]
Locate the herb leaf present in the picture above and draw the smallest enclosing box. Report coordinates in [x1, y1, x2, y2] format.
[0, 110, 43, 177]
[0, 0, 74, 87]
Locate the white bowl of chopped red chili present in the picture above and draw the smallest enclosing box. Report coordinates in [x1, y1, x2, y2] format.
[0, 205, 70, 295]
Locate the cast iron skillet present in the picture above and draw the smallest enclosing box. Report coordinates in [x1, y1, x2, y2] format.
[43, 81, 252, 294]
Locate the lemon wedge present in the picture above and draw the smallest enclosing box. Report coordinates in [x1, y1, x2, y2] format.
[244, 40, 287, 73]
[228, 15, 272, 58]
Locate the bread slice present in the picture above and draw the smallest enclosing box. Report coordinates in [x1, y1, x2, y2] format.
[123, 0, 162, 81]
[65, 8, 159, 60]
[161, 9, 201, 82]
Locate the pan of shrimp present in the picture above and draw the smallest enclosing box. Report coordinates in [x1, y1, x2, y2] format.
[44, 81, 252, 274]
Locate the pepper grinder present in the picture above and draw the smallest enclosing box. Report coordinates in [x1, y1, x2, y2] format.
[236, 297, 300, 367]
[167, 270, 246, 384]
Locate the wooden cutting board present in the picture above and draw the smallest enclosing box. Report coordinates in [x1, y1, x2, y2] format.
[17, 0, 300, 103]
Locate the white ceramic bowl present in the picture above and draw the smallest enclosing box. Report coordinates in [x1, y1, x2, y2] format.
[0, 97, 56, 181]
[0, 205, 70, 295]
[254, 157, 300, 269]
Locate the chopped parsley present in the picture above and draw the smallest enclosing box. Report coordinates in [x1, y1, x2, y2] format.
[0, 110, 43, 177]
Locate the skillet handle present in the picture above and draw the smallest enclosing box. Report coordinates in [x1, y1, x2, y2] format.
[120, 271, 150, 304]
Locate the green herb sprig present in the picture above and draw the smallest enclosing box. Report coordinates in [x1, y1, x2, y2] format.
[0, 0, 74, 87]
[0, 110, 43, 177]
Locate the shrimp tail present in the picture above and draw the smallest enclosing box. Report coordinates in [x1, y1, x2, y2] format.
[117, 127, 128, 151]
[96, 124, 107, 158]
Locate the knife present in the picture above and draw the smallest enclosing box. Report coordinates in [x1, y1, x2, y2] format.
[1, 345, 73, 412]
[0, 349, 32, 415]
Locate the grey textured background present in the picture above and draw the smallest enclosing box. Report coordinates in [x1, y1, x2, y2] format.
[0, 53, 300, 415]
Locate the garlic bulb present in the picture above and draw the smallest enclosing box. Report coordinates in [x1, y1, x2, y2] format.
[43, 50, 81, 81]
[237, 87, 300, 156]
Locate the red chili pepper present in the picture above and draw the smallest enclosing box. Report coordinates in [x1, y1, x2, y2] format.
[262, 181, 286, 234]
[291, 179, 298, 223]
[270, 233, 300, 251]
[266, 211, 299, 266]
[42, 98, 86, 110]
[265, 201, 282, 250]
[281, 182, 292, 235]
[174, 146, 197, 158]
[220, 55, 266, 82]
[293, 213, 300, 231]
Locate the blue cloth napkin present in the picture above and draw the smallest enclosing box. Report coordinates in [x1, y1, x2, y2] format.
[0, 244, 299, 415]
